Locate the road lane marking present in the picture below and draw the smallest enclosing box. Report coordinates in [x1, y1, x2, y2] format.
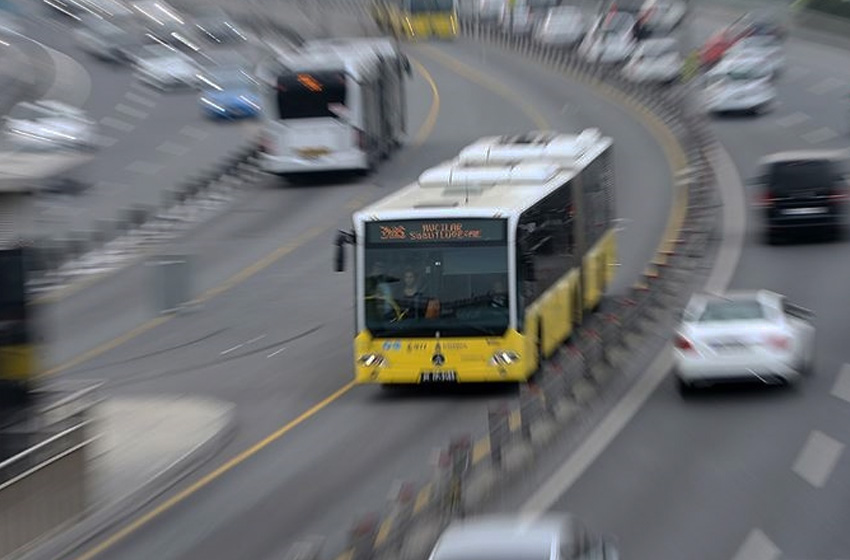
[124, 91, 158, 108]
[131, 81, 162, 96]
[115, 103, 149, 120]
[100, 116, 135, 132]
[807, 77, 842, 95]
[42, 59, 440, 378]
[792, 430, 844, 488]
[830, 364, 850, 404]
[180, 125, 209, 141]
[156, 140, 191, 156]
[70, 381, 357, 560]
[731, 529, 781, 560]
[801, 127, 838, 144]
[125, 160, 164, 175]
[221, 334, 267, 355]
[775, 111, 810, 128]
[267, 346, 287, 358]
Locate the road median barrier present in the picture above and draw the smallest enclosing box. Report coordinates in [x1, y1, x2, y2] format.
[314, 9, 722, 560]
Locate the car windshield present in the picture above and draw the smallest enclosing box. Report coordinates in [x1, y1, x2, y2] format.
[767, 159, 840, 195]
[363, 219, 509, 337]
[640, 40, 676, 56]
[698, 300, 765, 322]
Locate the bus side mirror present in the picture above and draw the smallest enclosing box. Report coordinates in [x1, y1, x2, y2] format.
[334, 230, 355, 272]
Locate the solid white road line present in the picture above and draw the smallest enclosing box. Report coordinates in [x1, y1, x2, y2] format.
[807, 77, 843, 95]
[100, 117, 135, 132]
[801, 127, 838, 144]
[125, 161, 164, 175]
[124, 91, 158, 108]
[730, 529, 781, 560]
[520, 146, 747, 517]
[792, 430, 845, 489]
[115, 103, 149, 120]
[830, 364, 850, 404]
[775, 111, 810, 128]
[267, 347, 287, 358]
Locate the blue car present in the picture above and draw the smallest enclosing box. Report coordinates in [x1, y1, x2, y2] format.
[199, 68, 262, 120]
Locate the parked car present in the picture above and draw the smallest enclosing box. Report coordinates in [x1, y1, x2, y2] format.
[457, 0, 506, 23]
[674, 290, 816, 394]
[578, 11, 637, 64]
[499, 4, 535, 35]
[3, 100, 98, 151]
[699, 14, 757, 68]
[621, 37, 682, 83]
[73, 14, 141, 64]
[427, 514, 620, 560]
[533, 6, 586, 48]
[702, 53, 776, 115]
[726, 34, 785, 78]
[751, 150, 850, 243]
[639, 0, 687, 33]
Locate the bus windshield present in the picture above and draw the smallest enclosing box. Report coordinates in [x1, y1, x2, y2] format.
[407, 0, 455, 13]
[276, 70, 346, 120]
[363, 219, 509, 337]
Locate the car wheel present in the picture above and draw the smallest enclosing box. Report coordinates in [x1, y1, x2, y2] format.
[765, 229, 783, 245]
[677, 377, 695, 397]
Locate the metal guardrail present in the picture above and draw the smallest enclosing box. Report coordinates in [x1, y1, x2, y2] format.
[294, 14, 722, 560]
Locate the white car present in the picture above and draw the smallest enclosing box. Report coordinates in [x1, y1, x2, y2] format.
[674, 290, 815, 393]
[133, 43, 201, 90]
[3, 100, 98, 151]
[622, 37, 682, 83]
[533, 6, 586, 48]
[427, 515, 619, 560]
[73, 15, 140, 63]
[640, 0, 687, 33]
[703, 54, 776, 114]
[726, 35, 785, 77]
[578, 12, 637, 64]
[457, 0, 505, 23]
[499, 4, 535, 35]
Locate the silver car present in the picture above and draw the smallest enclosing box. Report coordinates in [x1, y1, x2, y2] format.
[3, 100, 99, 152]
[133, 43, 201, 90]
[428, 514, 619, 560]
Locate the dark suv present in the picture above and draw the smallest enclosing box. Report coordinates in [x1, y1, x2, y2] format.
[753, 151, 850, 244]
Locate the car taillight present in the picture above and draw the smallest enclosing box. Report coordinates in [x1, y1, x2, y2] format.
[754, 191, 777, 208]
[674, 334, 694, 352]
[765, 334, 790, 350]
[354, 129, 366, 149]
[827, 188, 849, 201]
[259, 134, 274, 154]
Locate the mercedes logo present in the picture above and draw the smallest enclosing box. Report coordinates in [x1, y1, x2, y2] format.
[432, 353, 446, 366]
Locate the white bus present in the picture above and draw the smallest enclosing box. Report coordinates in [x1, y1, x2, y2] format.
[334, 129, 617, 385]
[256, 39, 411, 179]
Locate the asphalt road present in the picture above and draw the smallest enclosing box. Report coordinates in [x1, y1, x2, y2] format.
[6, 6, 257, 241]
[484, 6, 850, 560]
[42, 31, 675, 560]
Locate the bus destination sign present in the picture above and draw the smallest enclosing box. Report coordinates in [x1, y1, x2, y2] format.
[366, 219, 505, 244]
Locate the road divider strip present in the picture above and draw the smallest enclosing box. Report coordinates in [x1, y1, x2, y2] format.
[299, 14, 721, 560]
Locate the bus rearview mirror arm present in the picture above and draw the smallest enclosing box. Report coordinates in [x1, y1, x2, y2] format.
[334, 230, 355, 272]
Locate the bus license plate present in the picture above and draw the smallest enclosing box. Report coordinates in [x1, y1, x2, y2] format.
[420, 371, 458, 383]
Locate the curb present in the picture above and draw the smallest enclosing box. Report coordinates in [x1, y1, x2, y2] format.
[12, 400, 238, 560]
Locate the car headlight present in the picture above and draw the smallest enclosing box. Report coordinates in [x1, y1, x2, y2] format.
[357, 353, 387, 368]
[200, 97, 226, 113]
[490, 351, 520, 366]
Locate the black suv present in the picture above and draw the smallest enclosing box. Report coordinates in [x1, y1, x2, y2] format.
[753, 151, 850, 244]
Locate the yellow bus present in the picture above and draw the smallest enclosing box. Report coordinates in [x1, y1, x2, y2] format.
[372, 0, 458, 40]
[334, 129, 617, 385]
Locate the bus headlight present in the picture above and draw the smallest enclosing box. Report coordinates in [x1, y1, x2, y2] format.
[357, 353, 387, 368]
[491, 351, 520, 366]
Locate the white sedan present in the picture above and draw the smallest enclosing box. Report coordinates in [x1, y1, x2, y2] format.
[133, 43, 201, 90]
[533, 6, 586, 48]
[621, 37, 682, 83]
[726, 35, 785, 77]
[702, 53, 777, 114]
[674, 290, 815, 393]
[3, 100, 99, 151]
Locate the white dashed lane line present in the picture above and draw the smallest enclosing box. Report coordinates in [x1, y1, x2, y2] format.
[125, 161, 165, 175]
[830, 364, 850, 404]
[124, 91, 158, 108]
[801, 127, 838, 144]
[792, 430, 845, 489]
[156, 140, 191, 156]
[807, 77, 843, 95]
[100, 116, 135, 132]
[179, 125, 209, 141]
[775, 111, 810, 128]
[115, 103, 149, 120]
[730, 529, 781, 560]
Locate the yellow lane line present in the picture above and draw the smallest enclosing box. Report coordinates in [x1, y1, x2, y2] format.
[413, 483, 432, 514]
[415, 43, 551, 131]
[410, 57, 441, 146]
[472, 437, 491, 465]
[374, 516, 395, 548]
[72, 382, 357, 560]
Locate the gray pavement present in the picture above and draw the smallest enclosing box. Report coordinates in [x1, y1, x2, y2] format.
[35, 27, 675, 560]
[478, 5, 850, 560]
[18, 395, 235, 560]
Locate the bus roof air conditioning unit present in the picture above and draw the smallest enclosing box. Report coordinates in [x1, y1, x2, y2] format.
[418, 163, 561, 193]
[459, 128, 603, 166]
